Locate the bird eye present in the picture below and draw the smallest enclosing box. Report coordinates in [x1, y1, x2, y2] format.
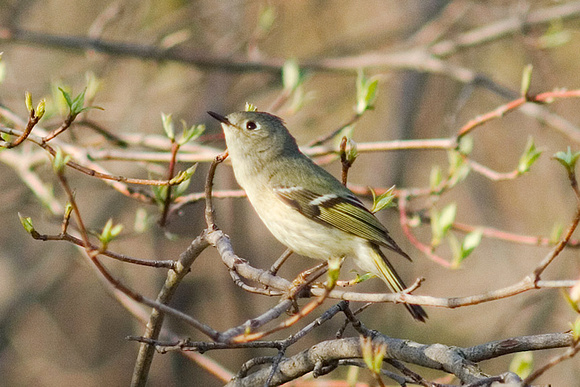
[245, 121, 257, 130]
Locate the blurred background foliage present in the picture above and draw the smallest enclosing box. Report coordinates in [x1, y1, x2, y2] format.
[1, 0, 580, 385]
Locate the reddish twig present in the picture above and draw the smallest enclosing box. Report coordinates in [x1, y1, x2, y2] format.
[339, 136, 351, 186]
[232, 264, 334, 343]
[451, 220, 580, 248]
[397, 194, 452, 267]
[465, 158, 520, 181]
[457, 89, 580, 138]
[523, 340, 580, 385]
[0, 126, 185, 187]
[159, 141, 180, 227]
[42, 114, 75, 142]
[2, 107, 40, 148]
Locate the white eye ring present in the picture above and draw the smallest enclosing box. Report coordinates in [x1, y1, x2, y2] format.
[245, 121, 257, 130]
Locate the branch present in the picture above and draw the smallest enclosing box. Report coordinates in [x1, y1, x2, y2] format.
[430, 1, 580, 58]
[226, 332, 575, 386]
[464, 333, 575, 363]
[3, 1, 580, 78]
[130, 232, 212, 387]
[206, 218, 576, 310]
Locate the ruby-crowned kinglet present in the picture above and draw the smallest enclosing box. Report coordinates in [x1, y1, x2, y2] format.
[208, 110, 427, 322]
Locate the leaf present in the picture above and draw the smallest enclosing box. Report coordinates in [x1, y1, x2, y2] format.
[570, 316, 580, 343]
[282, 58, 301, 91]
[370, 186, 396, 213]
[359, 336, 386, 374]
[439, 203, 457, 234]
[179, 122, 205, 145]
[245, 102, 258, 112]
[258, 5, 276, 32]
[431, 209, 442, 246]
[70, 88, 87, 115]
[448, 150, 470, 184]
[431, 203, 456, 247]
[518, 137, 542, 174]
[35, 99, 46, 119]
[537, 20, 571, 49]
[173, 164, 198, 198]
[64, 202, 73, 219]
[52, 147, 71, 174]
[25, 91, 33, 112]
[520, 64, 533, 97]
[550, 222, 563, 244]
[461, 229, 483, 259]
[509, 352, 533, 379]
[353, 272, 374, 283]
[326, 256, 343, 287]
[18, 213, 35, 234]
[562, 289, 580, 314]
[0, 53, 5, 84]
[58, 87, 73, 107]
[449, 234, 462, 269]
[346, 366, 360, 387]
[450, 227, 482, 268]
[458, 135, 473, 155]
[364, 78, 378, 108]
[161, 113, 175, 140]
[360, 336, 374, 371]
[59, 87, 102, 118]
[570, 278, 580, 305]
[553, 147, 580, 175]
[152, 184, 168, 206]
[355, 70, 379, 114]
[430, 165, 442, 191]
[98, 218, 123, 248]
[407, 213, 421, 228]
[84, 71, 102, 101]
[372, 341, 387, 372]
[287, 83, 306, 113]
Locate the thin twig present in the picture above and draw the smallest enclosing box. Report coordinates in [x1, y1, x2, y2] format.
[29, 230, 176, 268]
[75, 119, 129, 146]
[2, 108, 40, 148]
[0, 126, 186, 187]
[131, 232, 213, 387]
[232, 266, 335, 343]
[229, 269, 284, 296]
[522, 340, 580, 384]
[398, 194, 452, 267]
[456, 89, 580, 138]
[207, 222, 577, 308]
[268, 248, 294, 276]
[42, 113, 74, 142]
[205, 152, 228, 229]
[158, 141, 180, 227]
[308, 113, 362, 147]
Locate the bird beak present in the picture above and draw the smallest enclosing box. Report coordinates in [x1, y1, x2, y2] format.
[207, 111, 231, 125]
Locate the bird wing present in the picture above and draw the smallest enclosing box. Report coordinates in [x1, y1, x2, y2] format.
[274, 186, 410, 260]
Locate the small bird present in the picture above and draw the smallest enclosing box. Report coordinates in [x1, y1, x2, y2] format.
[208, 110, 427, 322]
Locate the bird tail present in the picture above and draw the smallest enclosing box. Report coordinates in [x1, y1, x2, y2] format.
[369, 246, 427, 322]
